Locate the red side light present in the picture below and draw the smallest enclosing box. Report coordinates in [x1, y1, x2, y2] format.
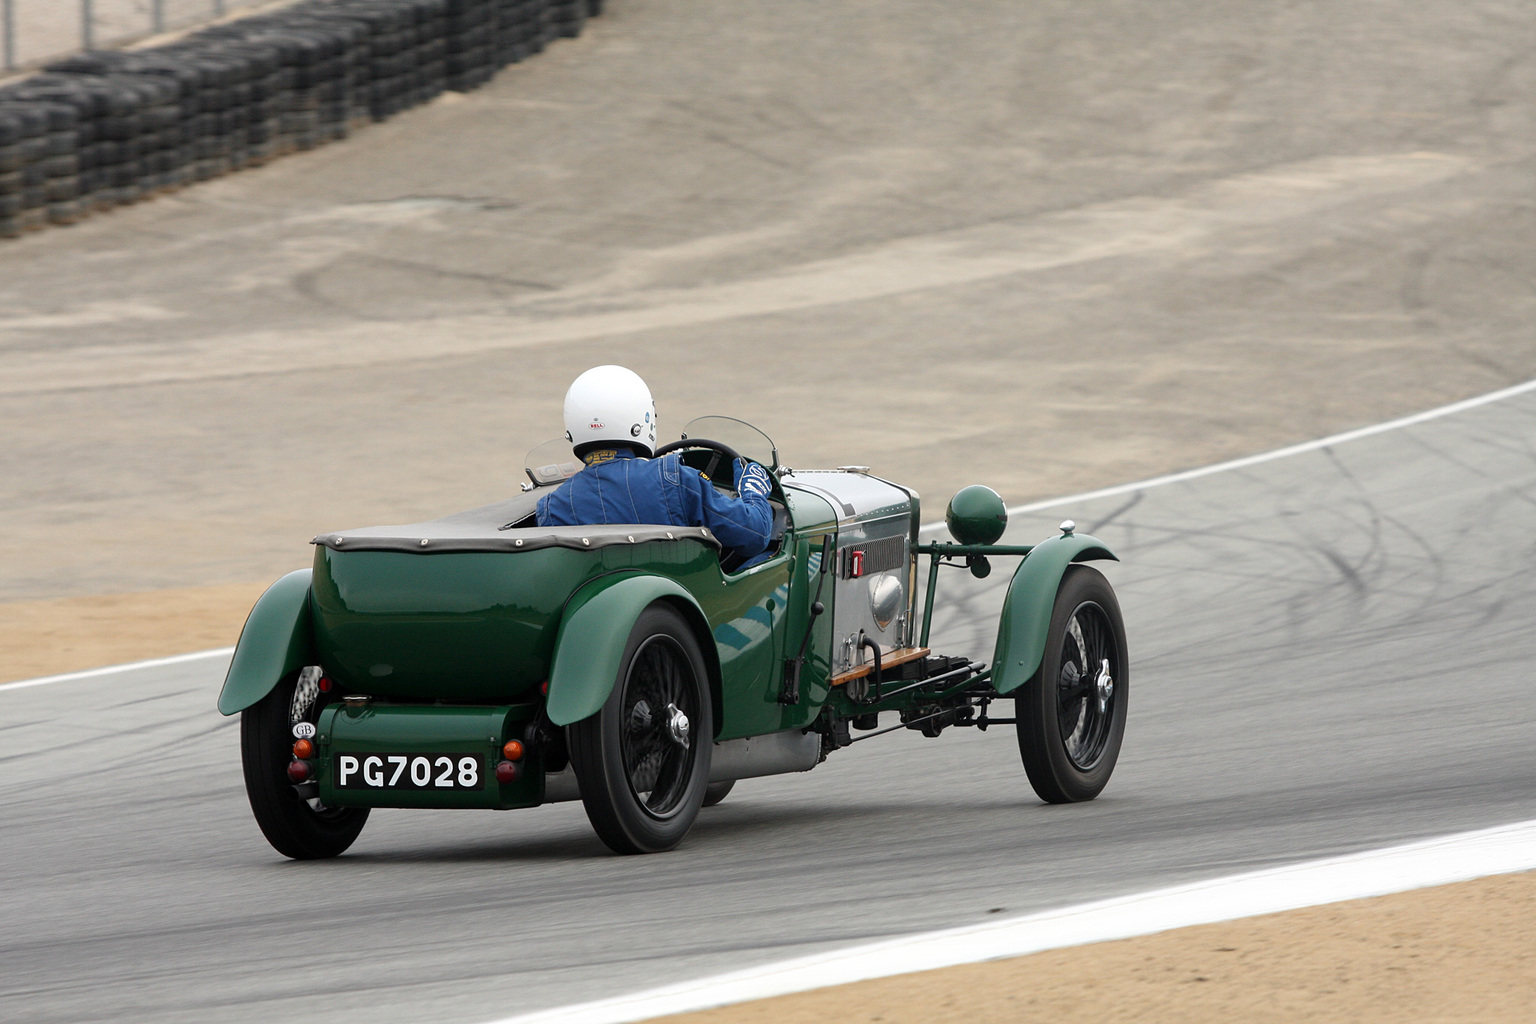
[539, 681, 549, 696]
[502, 740, 524, 761]
[287, 760, 311, 783]
[319, 676, 332, 692]
[293, 738, 315, 759]
[495, 761, 520, 784]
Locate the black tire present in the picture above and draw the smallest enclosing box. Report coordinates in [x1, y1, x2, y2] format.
[1016, 565, 1128, 803]
[702, 779, 735, 807]
[568, 605, 713, 854]
[241, 670, 369, 859]
[47, 199, 82, 225]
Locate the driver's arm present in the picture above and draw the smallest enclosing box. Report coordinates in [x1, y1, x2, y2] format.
[690, 459, 774, 559]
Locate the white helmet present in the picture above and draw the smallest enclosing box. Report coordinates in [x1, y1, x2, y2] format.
[563, 365, 658, 458]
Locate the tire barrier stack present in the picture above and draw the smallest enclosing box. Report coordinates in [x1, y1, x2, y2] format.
[0, 0, 604, 240]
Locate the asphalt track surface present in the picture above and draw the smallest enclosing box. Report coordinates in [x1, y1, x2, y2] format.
[3, 386, 1535, 1024]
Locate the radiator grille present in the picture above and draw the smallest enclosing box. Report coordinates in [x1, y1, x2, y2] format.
[840, 535, 907, 578]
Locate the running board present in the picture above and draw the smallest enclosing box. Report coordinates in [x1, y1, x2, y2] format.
[708, 729, 821, 783]
[541, 729, 821, 803]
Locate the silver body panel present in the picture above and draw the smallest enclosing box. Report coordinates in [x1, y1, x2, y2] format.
[782, 471, 918, 675]
[707, 729, 821, 782]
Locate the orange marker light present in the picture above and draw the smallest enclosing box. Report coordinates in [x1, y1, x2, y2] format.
[502, 740, 524, 761]
[293, 738, 315, 759]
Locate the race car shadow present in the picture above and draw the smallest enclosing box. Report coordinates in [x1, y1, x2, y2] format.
[300, 803, 618, 863]
[340, 837, 611, 864]
[296, 792, 1103, 864]
[688, 793, 1089, 840]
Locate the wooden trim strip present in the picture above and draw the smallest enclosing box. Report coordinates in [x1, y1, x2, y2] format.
[830, 647, 930, 687]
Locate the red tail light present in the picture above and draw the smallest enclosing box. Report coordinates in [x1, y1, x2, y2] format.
[287, 760, 312, 783]
[495, 760, 520, 784]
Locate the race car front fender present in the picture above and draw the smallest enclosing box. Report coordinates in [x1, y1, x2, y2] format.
[545, 573, 720, 729]
[990, 534, 1117, 696]
[216, 569, 314, 716]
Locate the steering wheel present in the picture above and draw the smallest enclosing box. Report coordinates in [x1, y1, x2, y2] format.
[652, 437, 743, 486]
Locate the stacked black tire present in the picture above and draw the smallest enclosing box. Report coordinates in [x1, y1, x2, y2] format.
[0, 100, 81, 236]
[0, 0, 601, 240]
[545, 0, 588, 41]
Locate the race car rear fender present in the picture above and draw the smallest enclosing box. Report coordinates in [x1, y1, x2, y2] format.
[990, 534, 1118, 696]
[545, 573, 722, 732]
[216, 569, 315, 716]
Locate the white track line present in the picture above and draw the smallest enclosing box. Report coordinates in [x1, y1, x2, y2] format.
[0, 647, 232, 694]
[918, 375, 1536, 532]
[485, 818, 1536, 1024]
[6, 375, 1535, 692]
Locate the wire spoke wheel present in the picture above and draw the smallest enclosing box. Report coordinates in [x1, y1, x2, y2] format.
[1057, 604, 1117, 770]
[619, 636, 700, 817]
[570, 605, 713, 854]
[1016, 566, 1128, 803]
[241, 668, 369, 859]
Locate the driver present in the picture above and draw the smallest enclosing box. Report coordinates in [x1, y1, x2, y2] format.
[535, 366, 775, 565]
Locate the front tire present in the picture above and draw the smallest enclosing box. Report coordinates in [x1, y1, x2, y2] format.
[1016, 566, 1128, 803]
[241, 671, 369, 859]
[569, 605, 713, 854]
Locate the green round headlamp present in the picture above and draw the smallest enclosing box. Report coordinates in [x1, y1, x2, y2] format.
[945, 485, 1008, 545]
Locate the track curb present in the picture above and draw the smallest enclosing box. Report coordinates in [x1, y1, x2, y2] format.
[483, 819, 1536, 1024]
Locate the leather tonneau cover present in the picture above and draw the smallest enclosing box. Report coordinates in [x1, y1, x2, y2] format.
[312, 494, 721, 554]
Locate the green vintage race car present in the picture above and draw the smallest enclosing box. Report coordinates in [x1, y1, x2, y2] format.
[218, 416, 1127, 858]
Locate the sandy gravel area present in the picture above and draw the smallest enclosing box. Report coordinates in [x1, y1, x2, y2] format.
[655, 870, 1536, 1024]
[0, 583, 264, 683]
[5, 1, 1536, 610]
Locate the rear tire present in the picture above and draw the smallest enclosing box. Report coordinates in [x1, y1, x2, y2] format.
[241, 671, 369, 859]
[569, 605, 713, 853]
[1016, 566, 1128, 803]
[702, 780, 735, 807]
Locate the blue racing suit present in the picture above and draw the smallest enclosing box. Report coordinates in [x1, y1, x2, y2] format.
[535, 449, 775, 565]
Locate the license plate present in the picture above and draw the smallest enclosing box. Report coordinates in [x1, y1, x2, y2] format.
[335, 753, 484, 791]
